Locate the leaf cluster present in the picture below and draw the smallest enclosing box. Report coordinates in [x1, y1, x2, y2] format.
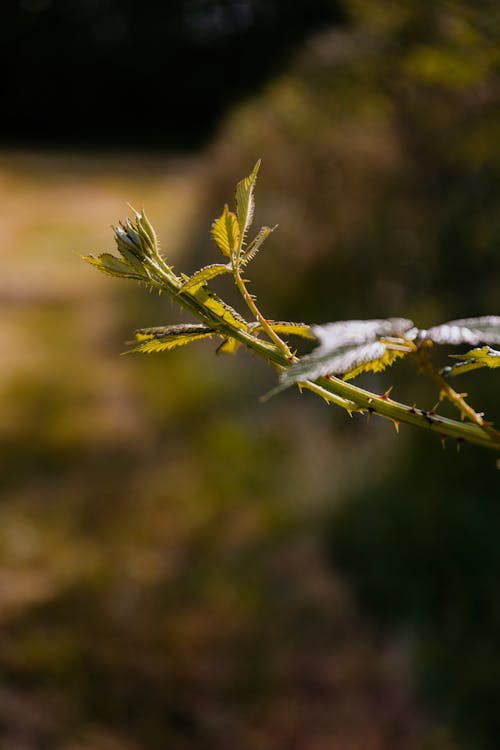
[83, 162, 500, 452]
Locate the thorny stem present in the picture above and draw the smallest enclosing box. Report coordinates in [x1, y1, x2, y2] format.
[415, 346, 500, 443]
[151, 259, 500, 451]
[89, 204, 500, 453]
[231, 262, 293, 359]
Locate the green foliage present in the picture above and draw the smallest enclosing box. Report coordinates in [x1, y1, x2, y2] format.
[129, 324, 216, 354]
[180, 263, 230, 292]
[443, 346, 500, 377]
[84, 163, 500, 453]
[235, 158, 260, 253]
[211, 204, 240, 257]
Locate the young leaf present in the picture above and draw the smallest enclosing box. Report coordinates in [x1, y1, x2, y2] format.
[211, 204, 240, 258]
[422, 316, 500, 346]
[235, 160, 260, 251]
[180, 263, 230, 292]
[279, 342, 383, 387]
[343, 346, 409, 380]
[264, 322, 315, 339]
[129, 324, 215, 353]
[192, 286, 248, 330]
[240, 225, 274, 266]
[441, 345, 500, 377]
[83, 253, 147, 281]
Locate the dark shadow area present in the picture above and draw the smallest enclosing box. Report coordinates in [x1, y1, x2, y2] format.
[327, 435, 500, 750]
[2, 0, 345, 150]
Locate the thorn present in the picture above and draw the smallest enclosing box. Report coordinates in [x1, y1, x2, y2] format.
[439, 434, 447, 450]
[366, 407, 374, 423]
[367, 397, 373, 405]
[456, 437, 464, 452]
[392, 419, 400, 434]
[381, 386, 394, 401]
[408, 404, 417, 415]
[420, 409, 434, 425]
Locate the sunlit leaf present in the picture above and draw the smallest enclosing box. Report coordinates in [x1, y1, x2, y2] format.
[279, 342, 378, 386]
[278, 318, 416, 389]
[211, 204, 240, 258]
[311, 318, 416, 350]
[129, 324, 215, 353]
[180, 263, 230, 292]
[441, 345, 500, 377]
[216, 337, 241, 355]
[266, 322, 315, 339]
[135, 208, 158, 250]
[240, 225, 274, 266]
[191, 286, 248, 330]
[422, 316, 500, 346]
[83, 253, 147, 280]
[343, 346, 409, 380]
[235, 160, 260, 250]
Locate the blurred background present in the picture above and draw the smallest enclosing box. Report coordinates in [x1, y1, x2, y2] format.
[1, 1, 500, 748]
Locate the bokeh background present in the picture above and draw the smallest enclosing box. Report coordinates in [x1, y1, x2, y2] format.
[1, 1, 500, 748]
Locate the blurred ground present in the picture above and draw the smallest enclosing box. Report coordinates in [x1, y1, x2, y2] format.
[0, 153, 435, 749]
[1, 1, 500, 749]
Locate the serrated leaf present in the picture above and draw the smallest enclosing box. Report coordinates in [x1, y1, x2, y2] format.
[211, 204, 240, 258]
[129, 324, 215, 353]
[422, 316, 500, 346]
[193, 286, 248, 330]
[279, 342, 385, 387]
[83, 253, 146, 280]
[240, 225, 274, 266]
[180, 263, 230, 292]
[343, 346, 409, 380]
[265, 322, 315, 339]
[441, 345, 500, 377]
[135, 208, 158, 249]
[235, 160, 260, 251]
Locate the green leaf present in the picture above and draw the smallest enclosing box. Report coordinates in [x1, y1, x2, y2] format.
[135, 208, 158, 249]
[262, 321, 315, 339]
[191, 286, 248, 330]
[83, 253, 147, 280]
[211, 204, 240, 258]
[423, 316, 500, 346]
[240, 225, 274, 266]
[180, 263, 230, 292]
[343, 346, 409, 380]
[235, 160, 260, 251]
[129, 324, 215, 353]
[216, 337, 241, 355]
[441, 345, 500, 377]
